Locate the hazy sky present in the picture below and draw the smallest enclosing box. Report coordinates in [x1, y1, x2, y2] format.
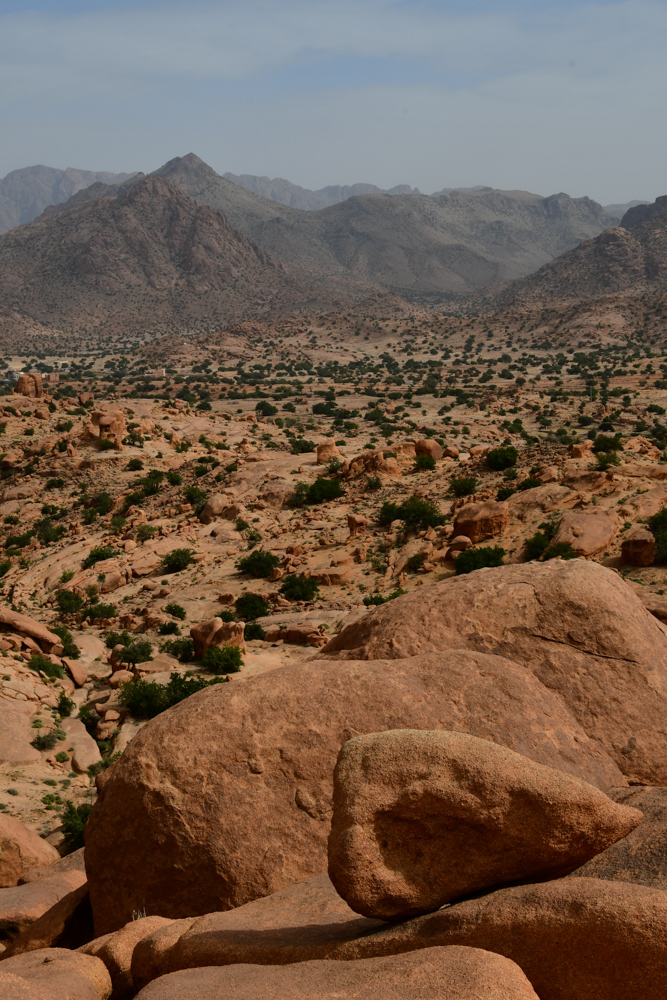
[1, 0, 665, 204]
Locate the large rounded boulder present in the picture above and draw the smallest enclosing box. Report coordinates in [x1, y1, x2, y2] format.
[85, 648, 623, 934]
[318, 560, 667, 785]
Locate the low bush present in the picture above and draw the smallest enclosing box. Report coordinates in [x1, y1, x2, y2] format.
[414, 454, 436, 471]
[543, 541, 577, 560]
[449, 477, 478, 498]
[496, 486, 516, 501]
[118, 640, 153, 665]
[104, 629, 132, 649]
[120, 671, 224, 719]
[183, 485, 208, 511]
[60, 801, 92, 855]
[280, 573, 319, 602]
[158, 621, 181, 635]
[57, 692, 75, 717]
[256, 400, 278, 416]
[31, 732, 58, 751]
[83, 546, 117, 570]
[126, 458, 144, 471]
[244, 620, 266, 641]
[202, 645, 243, 674]
[592, 433, 623, 453]
[164, 602, 187, 620]
[516, 477, 542, 491]
[235, 592, 270, 619]
[366, 474, 382, 491]
[28, 652, 65, 679]
[110, 515, 127, 534]
[305, 477, 344, 505]
[236, 549, 280, 578]
[487, 446, 518, 471]
[161, 637, 196, 661]
[0, 558, 11, 577]
[162, 548, 194, 573]
[45, 478, 65, 490]
[136, 524, 157, 544]
[378, 495, 446, 530]
[290, 438, 316, 454]
[51, 625, 80, 659]
[87, 603, 116, 623]
[166, 471, 183, 486]
[363, 587, 405, 607]
[455, 546, 506, 574]
[648, 507, 667, 562]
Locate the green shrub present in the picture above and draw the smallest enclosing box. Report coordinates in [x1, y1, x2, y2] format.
[118, 640, 153, 665]
[525, 531, 550, 560]
[378, 501, 401, 525]
[88, 751, 122, 779]
[236, 549, 280, 578]
[288, 482, 310, 508]
[36, 519, 67, 545]
[379, 495, 446, 530]
[158, 621, 180, 635]
[496, 486, 516, 501]
[183, 485, 208, 511]
[126, 458, 144, 471]
[595, 451, 621, 470]
[592, 433, 623, 453]
[51, 625, 79, 659]
[162, 548, 194, 573]
[55, 751, 69, 763]
[110, 515, 127, 534]
[487, 446, 518, 471]
[165, 602, 187, 620]
[161, 637, 196, 661]
[407, 553, 425, 572]
[235, 592, 270, 620]
[56, 590, 84, 616]
[120, 671, 223, 719]
[291, 438, 316, 454]
[166, 471, 182, 486]
[306, 477, 344, 505]
[414, 454, 436, 471]
[542, 541, 577, 560]
[648, 507, 667, 562]
[83, 546, 117, 570]
[455, 546, 506, 574]
[6, 531, 35, 549]
[280, 573, 319, 602]
[28, 652, 65, 679]
[137, 524, 157, 543]
[256, 400, 278, 416]
[46, 478, 65, 490]
[104, 630, 132, 649]
[57, 692, 75, 717]
[219, 610, 237, 622]
[202, 645, 243, 674]
[244, 620, 266, 641]
[516, 477, 542, 491]
[0, 558, 11, 577]
[366, 474, 382, 490]
[31, 731, 58, 751]
[87, 603, 116, 623]
[60, 801, 92, 854]
[449, 476, 478, 498]
[363, 587, 405, 607]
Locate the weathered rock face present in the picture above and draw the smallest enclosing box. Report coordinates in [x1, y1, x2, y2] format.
[0, 948, 111, 1000]
[89, 407, 125, 450]
[134, 947, 540, 1000]
[189, 617, 246, 657]
[0, 702, 41, 766]
[13, 373, 44, 398]
[79, 915, 173, 999]
[316, 440, 341, 465]
[328, 730, 641, 921]
[551, 508, 619, 557]
[0, 866, 87, 946]
[0, 816, 59, 888]
[3, 881, 91, 956]
[0, 609, 62, 654]
[84, 648, 623, 934]
[571, 785, 667, 889]
[318, 560, 667, 785]
[621, 525, 656, 566]
[414, 439, 443, 461]
[452, 501, 509, 543]
[198, 493, 231, 524]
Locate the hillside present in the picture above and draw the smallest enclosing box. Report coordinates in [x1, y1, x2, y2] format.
[0, 164, 136, 234]
[0, 175, 334, 335]
[157, 155, 617, 299]
[223, 172, 419, 210]
[480, 203, 667, 310]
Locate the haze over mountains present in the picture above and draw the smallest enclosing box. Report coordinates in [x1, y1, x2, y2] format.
[0, 152, 662, 336]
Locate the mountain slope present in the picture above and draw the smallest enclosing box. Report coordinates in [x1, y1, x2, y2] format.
[223, 173, 419, 210]
[157, 155, 616, 299]
[0, 176, 334, 334]
[480, 208, 667, 309]
[621, 196, 667, 230]
[0, 165, 137, 234]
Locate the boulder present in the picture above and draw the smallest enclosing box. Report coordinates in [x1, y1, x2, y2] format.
[3, 881, 92, 956]
[198, 494, 230, 525]
[189, 618, 246, 658]
[0, 948, 111, 1000]
[452, 501, 509, 543]
[79, 916, 174, 999]
[572, 785, 667, 889]
[130, 875, 667, 1000]
[318, 559, 667, 785]
[507, 484, 578, 521]
[19, 848, 85, 886]
[550, 508, 618, 557]
[0, 609, 62, 654]
[60, 718, 102, 775]
[328, 730, 641, 920]
[414, 439, 442, 461]
[347, 514, 368, 536]
[621, 525, 655, 566]
[133, 947, 539, 1000]
[316, 440, 341, 465]
[0, 816, 59, 888]
[0, 702, 41, 765]
[2, 482, 40, 501]
[570, 440, 593, 458]
[84, 648, 623, 934]
[0, 867, 87, 944]
[13, 373, 44, 399]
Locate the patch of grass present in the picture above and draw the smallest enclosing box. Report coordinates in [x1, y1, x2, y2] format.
[455, 546, 506, 574]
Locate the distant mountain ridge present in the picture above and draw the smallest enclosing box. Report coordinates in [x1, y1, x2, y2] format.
[0, 165, 137, 234]
[223, 173, 420, 210]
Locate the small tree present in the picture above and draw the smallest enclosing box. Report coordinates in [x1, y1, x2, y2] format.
[280, 573, 319, 602]
[162, 548, 194, 573]
[487, 446, 518, 471]
[202, 645, 243, 674]
[236, 549, 280, 578]
[235, 592, 270, 619]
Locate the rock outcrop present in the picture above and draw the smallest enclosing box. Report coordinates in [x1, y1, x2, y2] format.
[0, 817, 59, 889]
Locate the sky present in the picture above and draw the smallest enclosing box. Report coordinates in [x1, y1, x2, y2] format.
[0, 0, 666, 204]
